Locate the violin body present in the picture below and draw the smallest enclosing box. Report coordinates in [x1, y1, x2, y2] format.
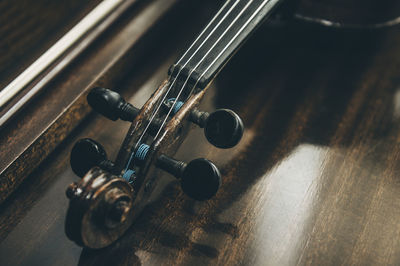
[1, 0, 400, 264]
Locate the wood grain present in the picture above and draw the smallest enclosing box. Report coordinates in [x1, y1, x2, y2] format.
[0, 0, 188, 203]
[0, 0, 101, 89]
[2, 2, 400, 266]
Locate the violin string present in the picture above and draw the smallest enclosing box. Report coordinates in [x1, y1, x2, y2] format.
[125, 0, 400, 171]
[190, 0, 275, 95]
[153, 0, 260, 140]
[124, 0, 235, 170]
[173, 0, 236, 72]
[133, 0, 237, 149]
[141, 0, 239, 142]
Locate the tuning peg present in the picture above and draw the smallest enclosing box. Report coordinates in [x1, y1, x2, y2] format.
[162, 98, 243, 148]
[87, 87, 140, 121]
[70, 138, 115, 177]
[156, 154, 221, 201]
[190, 108, 244, 149]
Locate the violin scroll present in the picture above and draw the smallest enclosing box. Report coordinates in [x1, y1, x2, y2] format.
[65, 167, 134, 249]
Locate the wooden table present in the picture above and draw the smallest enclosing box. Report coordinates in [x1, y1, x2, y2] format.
[1, 0, 400, 265]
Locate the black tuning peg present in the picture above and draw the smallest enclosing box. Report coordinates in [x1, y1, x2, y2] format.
[190, 109, 244, 149]
[87, 87, 140, 121]
[156, 154, 221, 201]
[70, 138, 115, 177]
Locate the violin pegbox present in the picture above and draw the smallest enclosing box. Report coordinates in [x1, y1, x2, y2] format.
[65, 79, 244, 249]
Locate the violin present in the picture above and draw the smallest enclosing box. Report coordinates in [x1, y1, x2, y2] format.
[64, 0, 400, 249]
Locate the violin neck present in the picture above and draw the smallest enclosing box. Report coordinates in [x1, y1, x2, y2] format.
[169, 0, 283, 90]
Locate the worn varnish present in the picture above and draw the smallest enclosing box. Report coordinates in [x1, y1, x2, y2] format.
[2, 3, 400, 266]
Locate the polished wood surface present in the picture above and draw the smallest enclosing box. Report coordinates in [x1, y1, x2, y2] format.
[297, 0, 400, 24]
[0, 0, 189, 203]
[0, 0, 101, 89]
[2, 1, 400, 266]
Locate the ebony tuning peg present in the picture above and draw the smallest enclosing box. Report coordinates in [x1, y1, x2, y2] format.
[190, 108, 244, 149]
[70, 138, 115, 177]
[87, 87, 139, 121]
[162, 98, 243, 148]
[156, 154, 221, 201]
